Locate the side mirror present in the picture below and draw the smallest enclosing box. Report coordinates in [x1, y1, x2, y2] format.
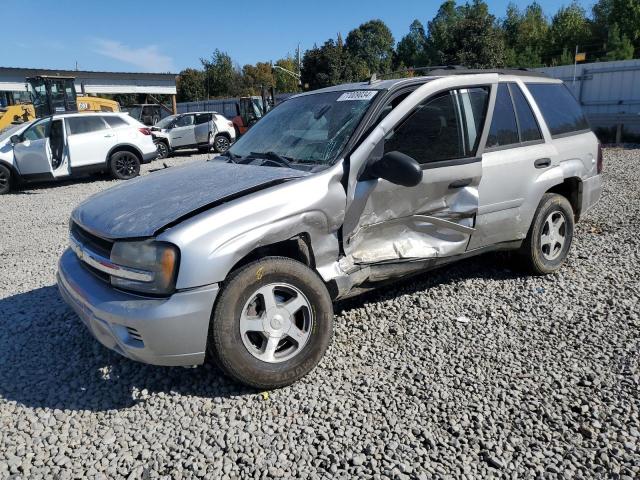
[10, 135, 22, 145]
[365, 151, 423, 187]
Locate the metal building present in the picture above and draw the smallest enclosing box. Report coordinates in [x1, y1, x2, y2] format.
[0, 66, 177, 110]
[537, 59, 640, 142]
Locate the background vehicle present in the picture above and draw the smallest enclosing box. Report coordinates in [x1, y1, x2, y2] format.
[58, 70, 602, 389]
[124, 103, 171, 126]
[152, 111, 235, 158]
[231, 87, 277, 136]
[0, 76, 119, 130]
[0, 112, 156, 193]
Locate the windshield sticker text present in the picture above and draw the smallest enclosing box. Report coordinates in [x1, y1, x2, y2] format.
[337, 91, 378, 102]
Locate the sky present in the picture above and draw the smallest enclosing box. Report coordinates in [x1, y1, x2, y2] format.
[5, 0, 595, 74]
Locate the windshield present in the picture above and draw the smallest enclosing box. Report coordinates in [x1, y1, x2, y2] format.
[228, 90, 378, 166]
[124, 106, 142, 120]
[155, 114, 177, 128]
[0, 122, 30, 140]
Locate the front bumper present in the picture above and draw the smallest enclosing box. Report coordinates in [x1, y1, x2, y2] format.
[581, 174, 603, 215]
[57, 249, 218, 366]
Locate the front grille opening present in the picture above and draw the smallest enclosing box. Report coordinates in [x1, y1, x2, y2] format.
[71, 222, 113, 257]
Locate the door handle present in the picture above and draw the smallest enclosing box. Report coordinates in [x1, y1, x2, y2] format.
[534, 157, 551, 169]
[448, 178, 472, 189]
[104, 134, 115, 138]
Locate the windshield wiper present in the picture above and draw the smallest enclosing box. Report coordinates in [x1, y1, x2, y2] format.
[221, 151, 243, 163]
[248, 151, 294, 168]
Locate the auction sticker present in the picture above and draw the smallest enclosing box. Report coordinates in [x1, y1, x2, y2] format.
[337, 91, 378, 101]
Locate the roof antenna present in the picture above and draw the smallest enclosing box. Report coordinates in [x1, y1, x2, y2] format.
[369, 72, 378, 84]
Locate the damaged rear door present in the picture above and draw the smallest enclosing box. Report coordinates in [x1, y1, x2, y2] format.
[342, 75, 498, 266]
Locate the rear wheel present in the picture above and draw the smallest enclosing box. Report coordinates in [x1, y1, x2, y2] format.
[518, 193, 575, 275]
[214, 134, 231, 153]
[109, 150, 140, 180]
[0, 164, 12, 195]
[209, 257, 334, 389]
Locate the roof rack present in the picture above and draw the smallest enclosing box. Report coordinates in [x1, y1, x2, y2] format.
[368, 65, 548, 82]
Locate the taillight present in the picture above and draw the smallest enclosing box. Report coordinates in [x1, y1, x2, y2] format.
[138, 127, 151, 136]
[597, 143, 603, 174]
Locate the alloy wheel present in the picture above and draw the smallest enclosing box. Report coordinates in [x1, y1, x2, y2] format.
[540, 211, 567, 261]
[239, 283, 313, 363]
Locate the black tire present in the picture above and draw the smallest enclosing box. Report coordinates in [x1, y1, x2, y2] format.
[214, 134, 231, 154]
[156, 141, 169, 160]
[209, 257, 334, 389]
[518, 193, 575, 275]
[0, 164, 12, 195]
[109, 150, 140, 180]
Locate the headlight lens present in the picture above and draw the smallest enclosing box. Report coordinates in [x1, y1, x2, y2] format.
[110, 240, 179, 295]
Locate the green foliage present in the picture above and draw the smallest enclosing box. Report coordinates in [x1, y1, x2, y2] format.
[176, 68, 206, 102]
[550, 2, 591, 54]
[201, 49, 242, 98]
[425, 0, 506, 68]
[178, 0, 640, 99]
[345, 20, 395, 75]
[395, 19, 429, 68]
[605, 23, 635, 60]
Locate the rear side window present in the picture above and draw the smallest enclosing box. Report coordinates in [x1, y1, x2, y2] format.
[509, 84, 542, 142]
[487, 84, 519, 148]
[195, 113, 211, 124]
[526, 83, 589, 137]
[66, 116, 107, 135]
[384, 88, 489, 164]
[103, 116, 129, 128]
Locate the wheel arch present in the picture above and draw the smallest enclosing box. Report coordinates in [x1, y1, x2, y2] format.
[546, 176, 582, 221]
[105, 143, 144, 165]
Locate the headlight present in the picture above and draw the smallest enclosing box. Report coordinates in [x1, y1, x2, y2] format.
[110, 240, 179, 295]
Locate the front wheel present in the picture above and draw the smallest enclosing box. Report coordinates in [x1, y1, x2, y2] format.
[109, 151, 140, 180]
[0, 164, 12, 195]
[518, 193, 575, 275]
[214, 134, 231, 153]
[209, 257, 334, 389]
[156, 141, 169, 159]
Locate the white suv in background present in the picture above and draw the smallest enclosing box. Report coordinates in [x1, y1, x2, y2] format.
[0, 112, 157, 194]
[151, 112, 236, 158]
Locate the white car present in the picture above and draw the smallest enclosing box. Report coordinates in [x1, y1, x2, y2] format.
[151, 112, 236, 158]
[0, 112, 157, 194]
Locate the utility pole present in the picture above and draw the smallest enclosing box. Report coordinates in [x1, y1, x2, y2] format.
[573, 45, 578, 85]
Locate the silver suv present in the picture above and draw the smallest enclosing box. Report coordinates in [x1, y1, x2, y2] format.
[58, 70, 603, 388]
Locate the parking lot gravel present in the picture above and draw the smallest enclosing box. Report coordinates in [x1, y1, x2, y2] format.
[0, 148, 638, 479]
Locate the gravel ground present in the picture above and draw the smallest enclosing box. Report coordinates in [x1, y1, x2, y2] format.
[0, 148, 638, 479]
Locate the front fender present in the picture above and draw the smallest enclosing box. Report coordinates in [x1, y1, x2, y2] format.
[158, 162, 346, 289]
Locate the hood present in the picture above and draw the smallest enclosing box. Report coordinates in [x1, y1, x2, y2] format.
[72, 160, 307, 239]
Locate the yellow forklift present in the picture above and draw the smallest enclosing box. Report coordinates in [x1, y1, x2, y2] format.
[0, 75, 119, 130]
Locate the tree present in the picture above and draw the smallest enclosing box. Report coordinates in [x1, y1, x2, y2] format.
[426, 0, 461, 65]
[301, 38, 347, 89]
[241, 62, 274, 95]
[395, 20, 429, 68]
[605, 23, 635, 60]
[424, 0, 505, 68]
[274, 56, 301, 93]
[345, 20, 395, 75]
[201, 49, 241, 98]
[593, 0, 640, 53]
[549, 2, 591, 58]
[502, 2, 549, 67]
[176, 68, 206, 102]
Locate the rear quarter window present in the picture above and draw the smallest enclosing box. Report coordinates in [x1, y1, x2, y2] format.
[526, 83, 589, 137]
[103, 116, 129, 128]
[66, 116, 108, 135]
